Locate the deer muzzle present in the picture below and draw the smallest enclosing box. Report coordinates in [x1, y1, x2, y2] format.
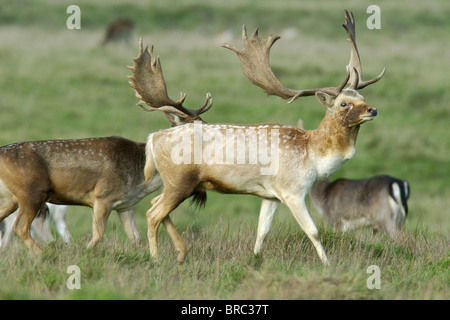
[361, 105, 377, 121]
[368, 106, 377, 117]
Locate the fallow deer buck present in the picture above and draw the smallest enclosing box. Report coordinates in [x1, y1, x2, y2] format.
[0, 42, 212, 254]
[309, 175, 410, 239]
[136, 10, 385, 265]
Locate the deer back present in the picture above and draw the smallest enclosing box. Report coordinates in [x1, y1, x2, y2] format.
[146, 122, 342, 199]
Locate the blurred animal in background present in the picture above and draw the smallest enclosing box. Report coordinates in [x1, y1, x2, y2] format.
[309, 175, 410, 239]
[297, 119, 410, 238]
[101, 19, 134, 46]
[0, 204, 70, 249]
[214, 29, 234, 45]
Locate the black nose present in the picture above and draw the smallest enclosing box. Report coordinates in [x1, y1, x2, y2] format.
[368, 107, 377, 116]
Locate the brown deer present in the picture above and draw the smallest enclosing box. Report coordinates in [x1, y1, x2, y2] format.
[0, 137, 149, 253]
[101, 19, 134, 46]
[0, 43, 212, 254]
[133, 10, 385, 265]
[309, 175, 410, 239]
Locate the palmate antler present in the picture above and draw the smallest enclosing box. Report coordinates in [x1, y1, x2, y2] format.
[223, 26, 350, 103]
[128, 39, 212, 125]
[223, 10, 385, 103]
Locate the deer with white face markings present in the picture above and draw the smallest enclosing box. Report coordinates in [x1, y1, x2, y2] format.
[135, 10, 385, 265]
[309, 175, 410, 239]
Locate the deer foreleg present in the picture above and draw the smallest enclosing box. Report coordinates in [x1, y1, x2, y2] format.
[283, 194, 329, 266]
[88, 201, 112, 248]
[254, 198, 280, 255]
[117, 209, 140, 245]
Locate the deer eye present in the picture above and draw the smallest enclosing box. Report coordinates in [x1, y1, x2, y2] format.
[340, 102, 347, 107]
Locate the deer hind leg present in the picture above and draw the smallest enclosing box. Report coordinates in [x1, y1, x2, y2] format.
[148, 194, 186, 262]
[88, 200, 112, 248]
[383, 217, 406, 241]
[283, 193, 329, 266]
[0, 193, 18, 248]
[254, 198, 280, 255]
[117, 209, 140, 245]
[49, 204, 72, 244]
[13, 201, 45, 254]
[0, 201, 19, 248]
[30, 204, 54, 243]
[145, 190, 187, 262]
[1, 211, 18, 249]
[162, 216, 187, 263]
[0, 193, 18, 223]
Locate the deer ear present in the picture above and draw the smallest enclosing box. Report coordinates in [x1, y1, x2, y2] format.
[315, 91, 335, 107]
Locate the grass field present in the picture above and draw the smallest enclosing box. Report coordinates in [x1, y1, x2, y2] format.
[0, 0, 448, 300]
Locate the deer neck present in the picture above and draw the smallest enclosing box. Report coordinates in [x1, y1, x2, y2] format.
[306, 111, 360, 179]
[311, 110, 360, 157]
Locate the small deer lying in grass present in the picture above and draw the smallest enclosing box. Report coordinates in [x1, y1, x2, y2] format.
[0, 204, 71, 248]
[309, 175, 410, 239]
[130, 10, 385, 265]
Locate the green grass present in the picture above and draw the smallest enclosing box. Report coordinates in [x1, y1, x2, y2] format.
[0, 0, 449, 300]
[0, 222, 447, 299]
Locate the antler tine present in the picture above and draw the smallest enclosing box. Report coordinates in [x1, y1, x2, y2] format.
[343, 10, 385, 90]
[137, 104, 187, 116]
[193, 93, 213, 116]
[223, 25, 352, 103]
[128, 39, 212, 123]
[338, 66, 353, 91]
[288, 66, 352, 103]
